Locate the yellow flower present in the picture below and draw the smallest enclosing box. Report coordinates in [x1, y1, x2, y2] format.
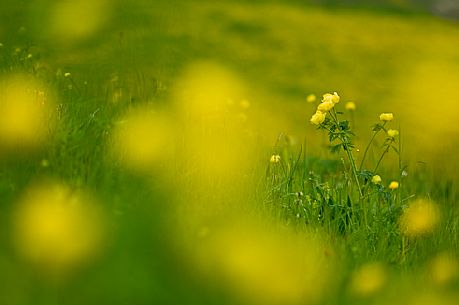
[64, 72, 71, 78]
[306, 94, 316, 103]
[310, 111, 326, 125]
[317, 101, 334, 112]
[379, 113, 393, 122]
[345, 102, 356, 111]
[387, 129, 399, 138]
[322, 92, 340, 104]
[371, 175, 382, 184]
[388, 181, 399, 190]
[400, 199, 440, 237]
[270, 154, 281, 163]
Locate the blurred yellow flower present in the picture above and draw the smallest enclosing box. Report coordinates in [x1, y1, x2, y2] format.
[270, 154, 281, 163]
[317, 101, 334, 112]
[429, 252, 458, 286]
[400, 199, 440, 237]
[379, 113, 394, 122]
[64, 72, 71, 78]
[194, 223, 332, 305]
[322, 92, 340, 104]
[111, 107, 174, 171]
[371, 175, 382, 184]
[306, 94, 316, 103]
[388, 181, 399, 190]
[310, 111, 326, 125]
[12, 182, 105, 274]
[350, 262, 387, 297]
[345, 102, 356, 111]
[387, 129, 399, 138]
[0, 75, 54, 150]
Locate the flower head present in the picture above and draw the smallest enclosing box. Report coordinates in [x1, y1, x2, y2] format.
[322, 92, 340, 104]
[306, 94, 316, 103]
[317, 101, 334, 112]
[310, 111, 326, 125]
[345, 102, 356, 111]
[379, 113, 393, 122]
[64, 72, 71, 78]
[371, 175, 382, 184]
[270, 154, 281, 163]
[387, 129, 399, 138]
[388, 181, 399, 190]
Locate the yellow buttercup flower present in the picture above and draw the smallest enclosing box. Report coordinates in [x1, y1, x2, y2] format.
[310, 111, 326, 125]
[371, 175, 382, 184]
[317, 101, 335, 112]
[270, 154, 281, 163]
[345, 102, 356, 111]
[322, 92, 340, 104]
[306, 94, 316, 103]
[388, 181, 399, 190]
[379, 113, 393, 122]
[387, 129, 399, 138]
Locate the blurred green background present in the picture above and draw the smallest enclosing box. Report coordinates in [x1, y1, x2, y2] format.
[3, 0, 459, 168]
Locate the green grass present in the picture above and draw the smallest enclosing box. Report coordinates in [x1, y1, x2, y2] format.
[0, 1, 458, 304]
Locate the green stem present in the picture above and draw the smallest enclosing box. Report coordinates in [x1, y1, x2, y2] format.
[359, 122, 386, 171]
[398, 126, 403, 207]
[373, 138, 394, 173]
[329, 109, 363, 197]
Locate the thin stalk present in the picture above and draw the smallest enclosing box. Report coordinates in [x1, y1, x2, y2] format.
[359, 122, 386, 171]
[373, 138, 394, 173]
[329, 109, 363, 197]
[398, 126, 402, 206]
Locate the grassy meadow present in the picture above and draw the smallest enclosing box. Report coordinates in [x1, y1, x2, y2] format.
[0, 0, 458, 304]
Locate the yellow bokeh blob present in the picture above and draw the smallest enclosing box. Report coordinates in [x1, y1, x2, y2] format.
[173, 62, 255, 180]
[49, 0, 110, 42]
[111, 107, 174, 171]
[12, 182, 105, 274]
[429, 252, 458, 286]
[192, 222, 332, 305]
[0, 75, 54, 150]
[399, 199, 440, 237]
[350, 262, 387, 297]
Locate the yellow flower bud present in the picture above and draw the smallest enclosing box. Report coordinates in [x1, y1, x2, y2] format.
[379, 113, 393, 122]
[270, 154, 281, 163]
[387, 129, 399, 138]
[317, 101, 334, 112]
[371, 175, 382, 184]
[310, 111, 326, 125]
[345, 102, 356, 111]
[306, 94, 316, 103]
[388, 181, 399, 190]
[322, 92, 340, 104]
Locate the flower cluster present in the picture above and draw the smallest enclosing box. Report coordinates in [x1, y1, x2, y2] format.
[310, 92, 340, 125]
